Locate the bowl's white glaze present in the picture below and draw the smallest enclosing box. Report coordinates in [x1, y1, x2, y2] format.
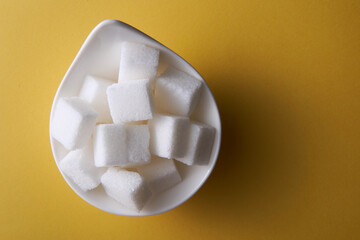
[49, 19, 221, 216]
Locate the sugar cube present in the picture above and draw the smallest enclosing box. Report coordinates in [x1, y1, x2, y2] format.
[93, 123, 127, 167]
[137, 156, 181, 193]
[107, 79, 155, 123]
[149, 114, 190, 159]
[101, 168, 152, 211]
[155, 67, 203, 116]
[79, 75, 113, 123]
[51, 97, 97, 150]
[118, 42, 159, 84]
[94, 124, 150, 167]
[60, 141, 105, 191]
[176, 121, 216, 165]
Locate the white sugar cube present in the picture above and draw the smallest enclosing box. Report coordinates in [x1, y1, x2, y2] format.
[176, 122, 216, 165]
[101, 168, 152, 211]
[126, 125, 151, 166]
[137, 156, 181, 193]
[118, 42, 159, 84]
[107, 79, 155, 123]
[51, 97, 97, 150]
[149, 114, 190, 159]
[79, 75, 113, 123]
[60, 141, 105, 191]
[155, 67, 203, 116]
[94, 124, 127, 167]
[94, 124, 150, 167]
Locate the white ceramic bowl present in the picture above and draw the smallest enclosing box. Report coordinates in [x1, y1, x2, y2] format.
[49, 19, 221, 216]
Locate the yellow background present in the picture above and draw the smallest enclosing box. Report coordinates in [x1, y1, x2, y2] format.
[1, 0, 360, 239]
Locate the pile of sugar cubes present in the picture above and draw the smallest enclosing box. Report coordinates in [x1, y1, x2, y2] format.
[51, 42, 216, 212]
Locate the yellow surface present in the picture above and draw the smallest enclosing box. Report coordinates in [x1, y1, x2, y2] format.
[1, 0, 360, 239]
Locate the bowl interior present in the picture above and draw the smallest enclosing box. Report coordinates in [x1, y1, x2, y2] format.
[50, 20, 221, 216]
